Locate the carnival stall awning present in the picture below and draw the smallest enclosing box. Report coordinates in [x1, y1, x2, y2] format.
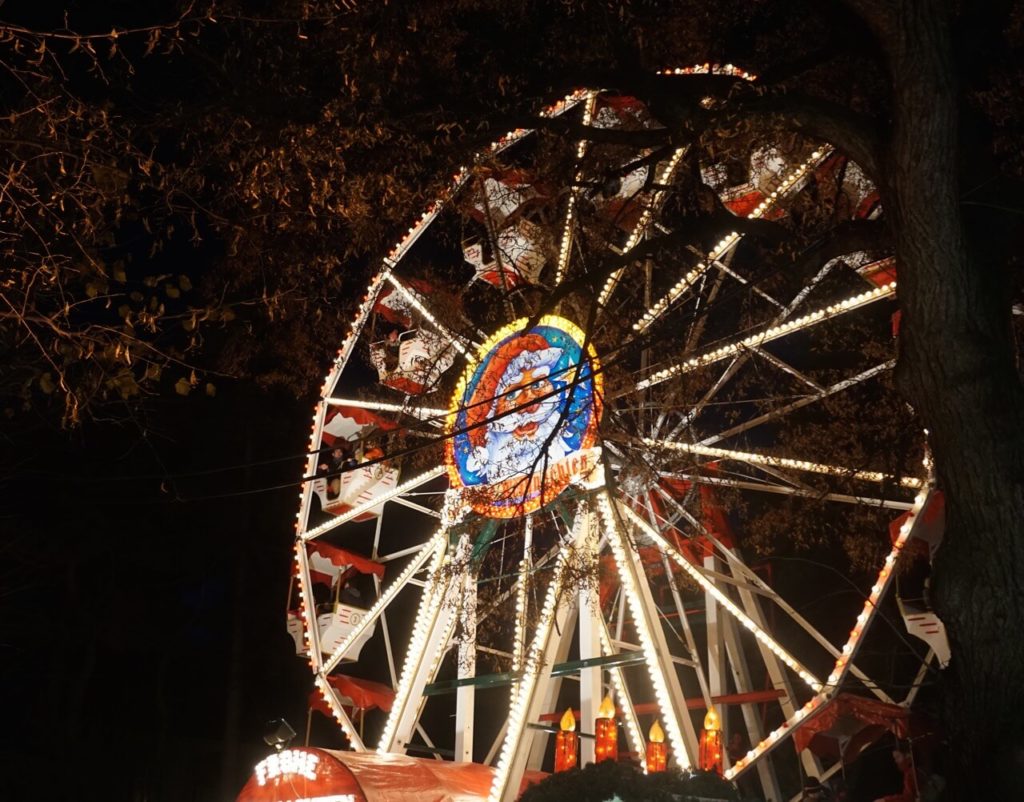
[237, 748, 544, 802]
[791, 693, 910, 765]
[309, 675, 395, 717]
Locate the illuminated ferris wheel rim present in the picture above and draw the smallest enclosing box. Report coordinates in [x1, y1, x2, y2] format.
[289, 62, 937, 802]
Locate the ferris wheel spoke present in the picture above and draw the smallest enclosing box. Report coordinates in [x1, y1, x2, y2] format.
[699, 360, 895, 447]
[647, 485, 898, 704]
[595, 146, 688, 313]
[697, 246, 786, 311]
[616, 500, 823, 694]
[377, 534, 454, 752]
[553, 93, 598, 288]
[656, 470, 915, 510]
[726, 487, 934, 780]
[747, 346, 826, 392]
[643, 438, 923, 489]
[630, 148, 831, 334]
[385, 274, 476, 357]
[320, 529, 447, 675]
[636, 281, 897, 391]
[301, 466, 447, 543]
[659, 257, 841, 442]
[324, 396, 448, 427]
[313, 674, 367, 750]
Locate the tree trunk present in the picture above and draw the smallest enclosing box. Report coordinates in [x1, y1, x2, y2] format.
[881, 1, 1024, 796]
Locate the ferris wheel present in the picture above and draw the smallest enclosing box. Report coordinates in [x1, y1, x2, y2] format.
[288, 66, 946, 802]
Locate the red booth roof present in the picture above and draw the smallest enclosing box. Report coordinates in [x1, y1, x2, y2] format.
[237, 748, 546, 802]
[793, 693, 910, 765]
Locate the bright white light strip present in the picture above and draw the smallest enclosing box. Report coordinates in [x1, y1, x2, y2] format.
[636, 281, 896, 390]
[325, 396, 447, 423]
[723, 692, 831, 779]
[658, 63, 758, 80]
[596, 493, 691, 768]
[377, 537, 449, 752]
[642, 439, 924, 489]
[511, 566, 529, 674]
[489, 506, 587, 802]
[295, 545, 321, 671]
[322, 530, 446, 674]
[631, 149, 828, 334]
[597, 619, 647, 771]
[511, 517, 533, 675]
[297, 272, 391, 537]
[597, 146, 688, 308]
[823, 488, 931, 691]
[633, 260, 717, 334]
[314, 674, 366, 750]
[301, 466, 446, 543]
[723, 486, 931, 779]
[385, 275, 470, 356]
[554, 93, 598, 287]
[618, 503, 822, 692]
[379, 89, 589, 275]
[596, 64, 758, 309]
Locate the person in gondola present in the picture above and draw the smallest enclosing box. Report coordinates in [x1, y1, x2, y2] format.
[363, 441, 385, 463]
[325, 443, 354, 499]
[341, 441, 358, 470]
[383, 328, 401, 372]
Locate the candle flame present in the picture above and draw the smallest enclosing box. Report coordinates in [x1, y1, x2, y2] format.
[560, 708, 576, 732]
[649, 719, 665, 743]
[597, 695, 615, 719]
[703, 706, 721, 731]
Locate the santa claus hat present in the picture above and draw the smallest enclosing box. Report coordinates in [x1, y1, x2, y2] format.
[495, 347, 562, 396]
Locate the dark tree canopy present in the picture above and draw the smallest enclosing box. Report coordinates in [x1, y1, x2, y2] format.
[2, 1, 1023, 800]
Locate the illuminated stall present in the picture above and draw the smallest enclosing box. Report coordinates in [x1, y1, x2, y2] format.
[237, 748, 543, 802]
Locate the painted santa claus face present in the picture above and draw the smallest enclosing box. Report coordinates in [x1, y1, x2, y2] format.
[493, 366, 555, 438]
[447, 317, 602, 518]
[481, 355, 571, 484]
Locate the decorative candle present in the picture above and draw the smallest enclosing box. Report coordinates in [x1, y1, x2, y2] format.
[699, 706, 723, 774]
[554, 708, 578, 772]
[595, 695, 618, 763]
[646, 719, 667, 772]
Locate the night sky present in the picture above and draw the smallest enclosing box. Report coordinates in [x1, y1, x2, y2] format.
[1, 381, 321, 799]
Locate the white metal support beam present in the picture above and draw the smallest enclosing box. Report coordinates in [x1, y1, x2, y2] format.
[490, 503, 592, 802]
[378, 537, 453, 753]
[719, 611, 783, 801]
[604, 495, 698, 766]
[455, 571, 477, 762]
[578, 507, 602, 765]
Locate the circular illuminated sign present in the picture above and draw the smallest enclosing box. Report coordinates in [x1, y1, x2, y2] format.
[446, 316, 602, 518]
